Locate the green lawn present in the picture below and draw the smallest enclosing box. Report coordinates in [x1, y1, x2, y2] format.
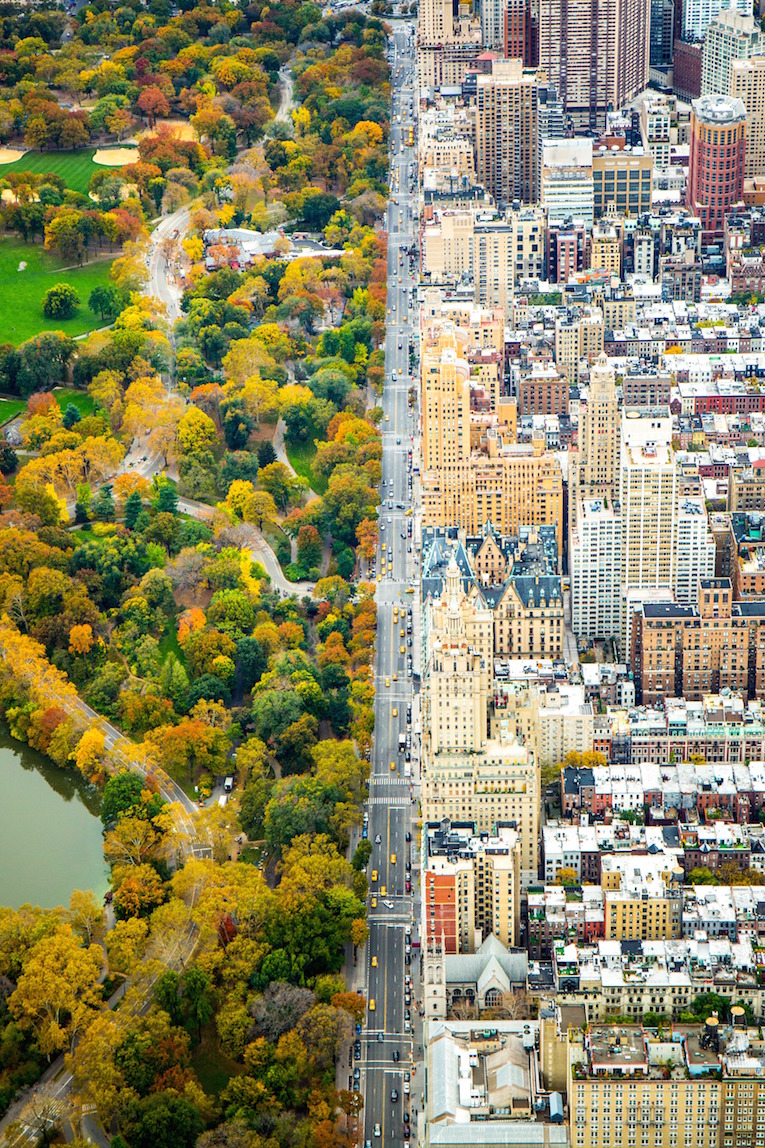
[0, 149, 101, 195]
[0, 239, 114, 345]
[285, 437, 328, 495]
[0, 398, 24, 424]
[53, 387, 94, 417]
[191, 1026, 244, 1096]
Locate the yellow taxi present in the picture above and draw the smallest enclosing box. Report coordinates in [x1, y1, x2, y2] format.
[385, 677, 390, 687]
[393, 672, 398, 680]
[405, 508, 412, 516]
[393, 707, 398, 716]
[380, 886, 387, 896]
[385, 414, 390, 421]
[369, 999, 376, 1011]
[400, 628, 405, 637]
[382, 541, 386, 551]
[391, 853, 396, 864]
[405, 588, 414, 595]
[400, 644, 405, 654]
[371, 869, 378, 882]
[371, 896, 377, 907]
[371, 956, 378, 967]
[390, 760, 396, 771]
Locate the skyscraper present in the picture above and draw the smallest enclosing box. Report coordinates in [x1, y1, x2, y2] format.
[686, 93, 746, 237]
[475, 60, 541, 205]
[574, 351, 620, 500]
[537, 0, 650, 129]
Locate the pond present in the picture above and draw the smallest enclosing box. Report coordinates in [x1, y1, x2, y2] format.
[0, 725, 109, 909]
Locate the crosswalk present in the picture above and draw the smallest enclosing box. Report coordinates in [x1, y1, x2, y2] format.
[371, 774, 411, 786]
[367, 794, 411, 807]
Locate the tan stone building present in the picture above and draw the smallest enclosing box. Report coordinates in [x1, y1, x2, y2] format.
[592, 144, 653, 217]
[569, 1025, 722, 1148]
[486, 577, 564, 659]
[421, 323, 471, 473]
[731, 56, 765, 180]
[420, 444, 564, 556]
[554, 306, 604, 385]
[589, 218, 622, 276]
[730, 465, 765, 512]
[424, 821, 521, 952]
[601, 855, 683, 940]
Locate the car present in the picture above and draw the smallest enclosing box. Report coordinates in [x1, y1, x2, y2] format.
[391, 1089, 399, 1103]
[383, 899, 394, 908]
[405, 880, 411, 892]
[405, 1009, 411, 1021]
[393, 672, 398, 680]
[387, 516, 392, 523]
[375, 834, 381, 844]
[354, 1067, 361, 1080]
[390, 760, 396, 771]
[385, 677, 390, 687]
[406, 860, 411, 871]
[400, 644, 405, 654]
[354, 1046, 361, 1060]
[372, 956, 378, 967]
[404, 1074, 411, 1094]
[391, 853, 397, 864]
[377, 1032, 384, 1043]
[369, 999, 376, 1011]
[405, 831, 411, 842]
[396, 437, 401, 444]
[366, 1141, 373, 1148]
[374, 1124, 382, 1137]
[400, 627, 405, 636]
[404, 1020, 411, 1032]
[353, 1081, 360, 1092]
[385, 414, 390, 421]
[393, 1049, 400, 1061]
[371, 869, 378, 881]
[381, 885, 387, 895]
[404, 1128, 410, 1140]
[371, 896, 377, 907]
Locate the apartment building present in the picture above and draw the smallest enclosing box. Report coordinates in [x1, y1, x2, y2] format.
[571, 497, 623, 639]
[421, 735, 540, 884]
[601, 854, 684, 941]
[731, 57, 765, 181]
[687, 94, 746, 238]
[537, 0, 650, 129]
[421, 444, 564, 555]
[421, 323, 471, 473]
[701, 10, 763, 98]
[619, 406, 679, 646]
[631, 578, 765, 703]
[730, 466, 765, 512]
[683, 0, 750, 39]
[641, 93, 674, 169]
[555, 306, 604, 384]
[589, 217, 622, 276]
[474, 60, 541, 206]
[518, 361, 569, 416]
[572, 350, 621, 498]
[424, 820, 521, 951]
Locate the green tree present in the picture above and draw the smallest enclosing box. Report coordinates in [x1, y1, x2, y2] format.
[124, 490, 143, 529]
[92, 485, 116, 521]
[42, 283, 80, 320]
[89, 284, 125, 321]
[63, 403, 82, 429]
[180, 967, 214, 1041]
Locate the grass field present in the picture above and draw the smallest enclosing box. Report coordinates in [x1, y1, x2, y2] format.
[285, 438, 328, 495]
[53, 387, 94, 418]
[0, 149, 100, 195]
[0, 398, 24, 424]
[0, 239, 114, 345]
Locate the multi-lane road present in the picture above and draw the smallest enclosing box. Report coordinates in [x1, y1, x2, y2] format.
[361, 22, 421, 1148]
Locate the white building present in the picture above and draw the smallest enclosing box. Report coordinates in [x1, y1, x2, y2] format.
[700, 9, 764, 98]
[674, 495, 716, 604]
[640, 93, 673, 169]
[541, 138, 595, 230]
[571, 496, 622, 640]
[682, 0, 750, 42]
